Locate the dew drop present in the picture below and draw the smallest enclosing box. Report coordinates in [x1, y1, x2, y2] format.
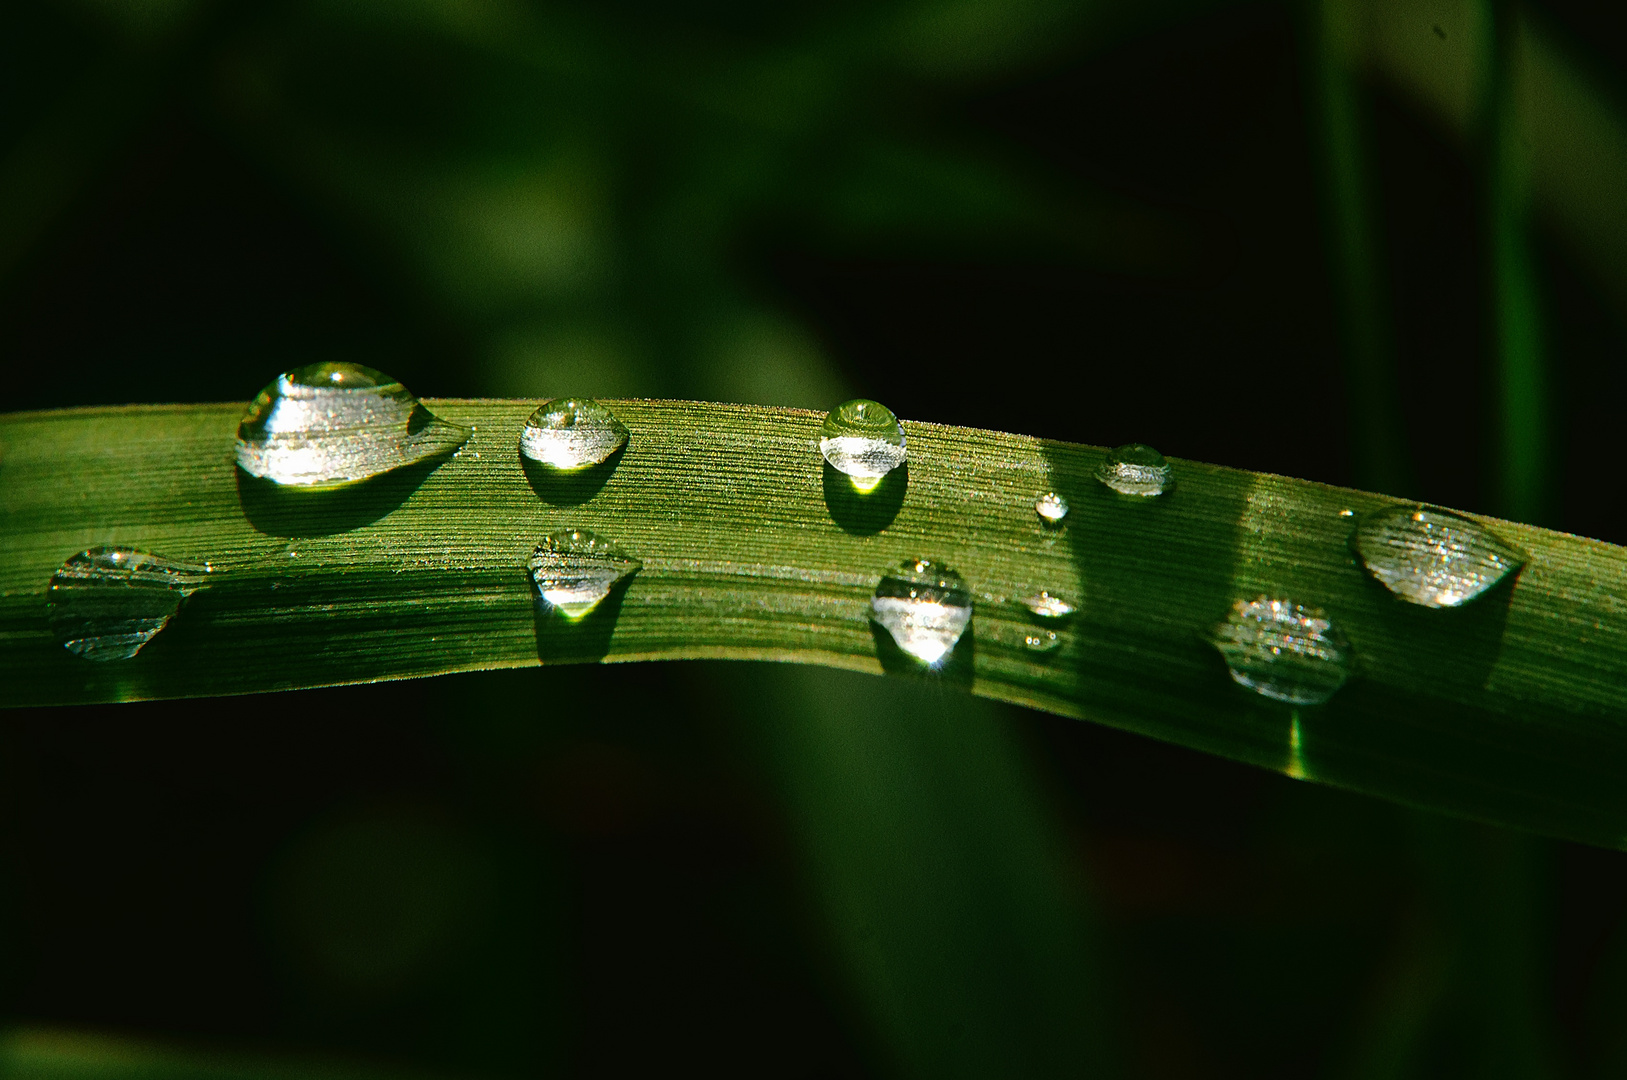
[869, 558, 972, 666]
[528, 529, 641, 619]
[1034, 492, 1069, 525]
[519, 398, 630, 470]
[1097, 443, 1173, 497]
[235, 362, 471, 488]
[820, 399, 906, 492]
[1023, 591, 1077, 619]
[47, 547, 211, 661]
[1024, 630, 1061, 653]
[1353, 505, 1524, 608]
[1210, 596, 1351, 705]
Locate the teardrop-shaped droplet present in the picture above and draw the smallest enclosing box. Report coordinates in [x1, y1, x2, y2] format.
[820, 399, 906, 492]
[235, 362, 471, 488]
[869, 558, 972, 666]
[528, 529, 641, 619]
[1353, 505, 1524, 608]
[1210, 596, 1350, 705]
[1096, 443, 1173, 497]
[519, 398, 629, 470]
[1034, 492, 1069, 525]
[47, 547, 211, 661]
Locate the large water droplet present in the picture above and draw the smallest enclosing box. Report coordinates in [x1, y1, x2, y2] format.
[47, 547, 211, 661]
[235, 363, 471, 488]
[519, 398, 629, 470]
[1210, 596, 1351, 705]
[1353, 505, 1524, 608]
[1096, 443, 1173, 497]
[1034, 492, 1069, 525]
[869, 558, 972, 666]
[528, 529, 641, 618]
[820, 399, 906, 492]
[1023, 591, 1077, 619]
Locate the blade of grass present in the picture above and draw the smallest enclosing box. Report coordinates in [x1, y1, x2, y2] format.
[1307, 0, 1411, 497]
[1, 400, 1625, 847]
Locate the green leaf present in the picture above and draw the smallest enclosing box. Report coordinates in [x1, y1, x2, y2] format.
[3, 400, 1625, 847]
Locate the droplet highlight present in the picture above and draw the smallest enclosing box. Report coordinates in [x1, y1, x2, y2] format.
[1034, 492, 1069, 525]
[235, 362, 471, 488]
[1096, 443, 1173, 497]
[519, 398, 629, 471]
[1023, 591, 1077, 619]
[528, 529, 641, 619]
[1210, 596, 1351, 706]
[869, 558, 972, 666]
[820, 399, 906, 493]
[1024, 630, 1061, 653]
[47, 547, 211, 661]
[1353, 505, 1524, 608]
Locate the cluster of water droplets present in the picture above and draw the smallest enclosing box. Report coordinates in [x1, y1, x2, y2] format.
[820, 399, 906, 492]
[47, 547, 211, 661]
[235, 363, 471, 488]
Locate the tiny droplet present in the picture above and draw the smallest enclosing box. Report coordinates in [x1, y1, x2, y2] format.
[528, 529, 641, 619]
[1024, 630, 1061, 653]
[235, 362, 471, 488]
[1097, 443, 1173, 497]
[47, 547, 211, 661]
[1353, 504, 1524, 608]
[519, 398, 630, 470]
[1023, 591, 1077, 619]
[820, 399, 906, 492]
[1210, 596, 1350, 705]
[870, 558, 972, 666]
[1034, 492, 1069, 525]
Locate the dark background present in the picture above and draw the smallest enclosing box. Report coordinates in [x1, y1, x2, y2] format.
[4, 0, 1627, 1075]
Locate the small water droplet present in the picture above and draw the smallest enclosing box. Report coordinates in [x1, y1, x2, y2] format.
[1034, 492, 1069, 525]
[519, 398, 630, 470]
[235, 362, 471, 488]
[820, 399, 906, 492]
[1096, 443, 1173, 497]
[1023, 591, 1077, 619]
[869, 558, 972, 666]
[1339, 508, 1355, 518]
[47, 547, 211, 661]
[1210, 596, 1350, 705]
[528, 529, 641, 618]
[1024, 630, 1061, 653]
[1353, 505, 1524, 608]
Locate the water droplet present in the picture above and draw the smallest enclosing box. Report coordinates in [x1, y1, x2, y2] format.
[1096, 443, 1173, 497]
[1210, 596, 1351, 705]
[820, 399, 906, 493]
[47, 547, 211, 661]
[1353, 505, 1524, 608]
[1339, 508, 1355, 518]
[1024, 630, 1061, 653]
[519, 398, 629, 470]
[869, 558, 972, 666]
[1023, 591, 1077, 619]
[1034, 492, 1069, 525]
[528, 529, 641, 618]
[235, 362, 471, 488]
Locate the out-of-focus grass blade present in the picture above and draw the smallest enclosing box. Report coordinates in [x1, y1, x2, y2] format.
[726, 665, 1117, 1077]
[0, 1028, 442, 1080]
